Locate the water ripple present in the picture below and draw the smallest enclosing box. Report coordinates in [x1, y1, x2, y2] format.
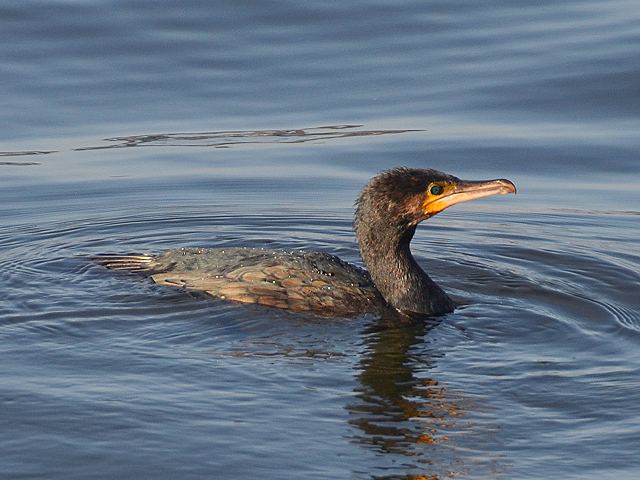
[0, 125, 417, 158]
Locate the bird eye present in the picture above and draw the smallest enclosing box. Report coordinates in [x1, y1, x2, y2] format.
[430, 184, 444, 196]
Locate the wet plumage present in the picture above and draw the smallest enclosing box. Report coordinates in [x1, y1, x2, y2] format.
[99, 247, 384, 316]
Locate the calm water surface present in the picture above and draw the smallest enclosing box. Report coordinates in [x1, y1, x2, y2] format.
[1, 1, 639, 479]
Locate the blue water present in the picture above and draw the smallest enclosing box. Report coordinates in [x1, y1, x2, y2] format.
[1, 1, 639, 479]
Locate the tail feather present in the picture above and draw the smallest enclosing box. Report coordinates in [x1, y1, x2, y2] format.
[92, 254, 157, 273]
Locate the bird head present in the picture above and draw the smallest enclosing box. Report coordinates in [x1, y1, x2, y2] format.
[356, 167, 516, 230]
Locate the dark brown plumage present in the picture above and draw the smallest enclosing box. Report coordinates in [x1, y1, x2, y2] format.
[95, 167, 516, 317]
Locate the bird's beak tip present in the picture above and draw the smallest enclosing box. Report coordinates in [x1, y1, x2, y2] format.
[496, 179, 517, 195]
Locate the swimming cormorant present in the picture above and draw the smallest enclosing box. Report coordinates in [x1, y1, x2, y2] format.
[96, 168, 516, 317]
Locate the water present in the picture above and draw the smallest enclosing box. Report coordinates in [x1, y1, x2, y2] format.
[1, 1, 639, 478]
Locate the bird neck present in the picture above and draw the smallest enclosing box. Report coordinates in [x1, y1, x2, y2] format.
[354, 208, 454, 316]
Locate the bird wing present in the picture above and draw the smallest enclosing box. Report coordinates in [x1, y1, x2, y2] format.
[94, 252, 381, 316]
[151, 264, 320, 312]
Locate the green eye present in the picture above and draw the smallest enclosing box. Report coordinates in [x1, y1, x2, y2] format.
[430, 184, 444, 195]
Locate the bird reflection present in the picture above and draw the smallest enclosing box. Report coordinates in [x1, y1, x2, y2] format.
[348, 316, 466, 479]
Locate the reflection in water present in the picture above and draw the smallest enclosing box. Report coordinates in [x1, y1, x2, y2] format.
[0, 150, 52, 165]
[74, 124, 419, 151]
[349, 317, 467, 479]
[0, 161, 41, 166]
[0, 150, 55, 157]
[0, 125, 417, 158]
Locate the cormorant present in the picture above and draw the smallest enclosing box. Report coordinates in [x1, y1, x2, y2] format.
[96, 168, 516, 317]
